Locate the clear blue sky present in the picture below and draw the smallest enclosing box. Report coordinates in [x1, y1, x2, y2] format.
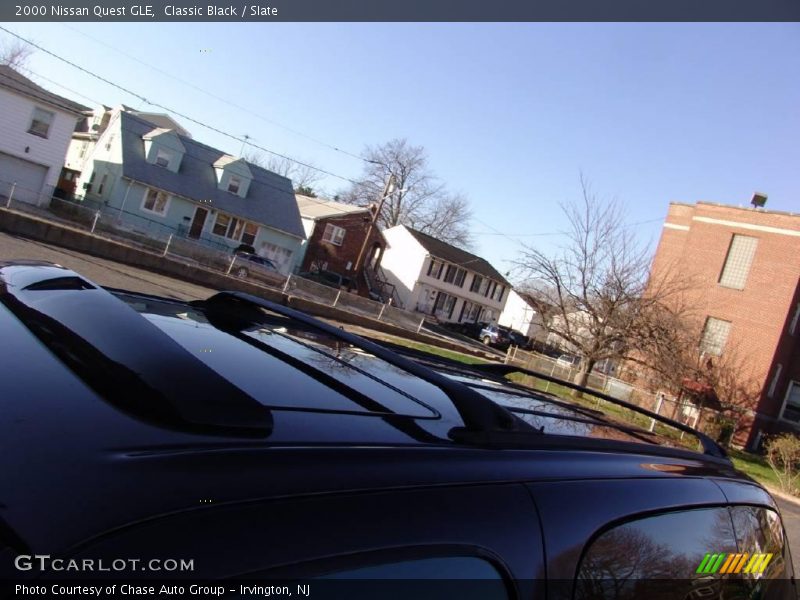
[4, 23, 798, 279]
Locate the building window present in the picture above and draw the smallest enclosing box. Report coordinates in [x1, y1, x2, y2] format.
[212, 213, 231, 237]
[78, 141, 88, 158]
[494, 285, 506, 302]
[321, 223, 345, 246]
[699, 317, 731, 356]
[97, 174, 108, 196]
[790, 303, 800, 336]
[213, 213, 250, 240]
[241, 222, 258, 246]
[155, 148, 172, 168]
[768, 364, 783, 399]
[485, 281, 496, 298]
[141, 188, 169, 216]
[427, 258, 444, 279]
[227, 175, 241, 194]
[782, 381, 800, 423]
[453, 268, 466, 287]
[719, 234, 758, 290]
[28, 107, 54, 138]
[470, 275, 483, 293]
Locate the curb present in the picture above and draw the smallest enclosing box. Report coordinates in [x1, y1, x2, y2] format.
[764, 486, 800, 507]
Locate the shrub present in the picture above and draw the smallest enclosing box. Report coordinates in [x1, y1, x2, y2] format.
[765, 434, 800, 496]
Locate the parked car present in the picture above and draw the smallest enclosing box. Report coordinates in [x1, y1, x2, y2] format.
[0, 261, 795, 598]
[479, 323, 512, 348]
[506, 328, 531, 349]
[231, 251, 284, 286]
[557, 353, 581, 369]
[299, 268, 353, 290]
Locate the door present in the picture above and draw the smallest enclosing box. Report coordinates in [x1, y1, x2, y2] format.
[188, 207, 208, 239]
[0, 152, 48, 204]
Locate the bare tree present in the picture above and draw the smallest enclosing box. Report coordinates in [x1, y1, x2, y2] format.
[514, 177, 686, 391]
[340, 138, 473, 249]
[244, 151, 323, 195]
[1, 39, 33, 71]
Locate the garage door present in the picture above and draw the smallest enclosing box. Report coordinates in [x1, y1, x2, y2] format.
[0, 152, 48, 204]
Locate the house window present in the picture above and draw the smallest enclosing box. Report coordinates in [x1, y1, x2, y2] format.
[781, 381, 800, 423]
[486, 281, 496, 298]
[427, 258, 444, 279]
[719, 234, 758, 290]
[78, 141, 88, 158]
[241, 222, 258, 246]
[28, 107, 54, 138]
[699, 317, 731, 356]
[141, 188, 169, 216]
[443, 265, 454, 283]
[227, 176, 241, 194]
[212, 213, 231, 237]
[494, 285, 506, 302]
[321, 223, 346, 246]
[155, 148, 172, 168]
[453, 268, 466, 287]
[470, 275, 482, 293]
[97, 174, 108, 196]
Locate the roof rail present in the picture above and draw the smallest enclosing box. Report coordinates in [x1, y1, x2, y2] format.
[0, 262, 272, 436]
[471, 363, 727, 458]
[195, 291, 532, 441]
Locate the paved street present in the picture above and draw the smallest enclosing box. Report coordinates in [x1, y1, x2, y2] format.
[0, 231, 215, 301]
[775, 496, 800, 573]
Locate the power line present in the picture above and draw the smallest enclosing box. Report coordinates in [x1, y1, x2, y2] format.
[0, 26, 363, 186]
[60, 24, 367, 164]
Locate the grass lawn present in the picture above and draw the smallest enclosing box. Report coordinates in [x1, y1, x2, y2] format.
[729, 448, 783, 491]
[382, 338, 489, 365]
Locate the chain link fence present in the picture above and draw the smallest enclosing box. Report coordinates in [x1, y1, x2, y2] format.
[503, 345, 721, 441]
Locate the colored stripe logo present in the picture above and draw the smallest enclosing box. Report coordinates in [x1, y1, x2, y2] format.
[696, 552, 773, 574]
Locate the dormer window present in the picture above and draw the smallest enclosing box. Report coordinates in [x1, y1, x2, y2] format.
[213, 156, 252, 198]
[155, 148, 171, 168]
[228, 176, 241, 194]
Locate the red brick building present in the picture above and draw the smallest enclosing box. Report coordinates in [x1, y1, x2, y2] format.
[649, 201, 800, 449]
[295, 195, 387, 298]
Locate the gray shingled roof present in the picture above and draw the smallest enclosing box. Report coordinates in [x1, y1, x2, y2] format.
[0, 66, 88, 115]
[404, 226, 510, 286]
[119, 112, 305, 239]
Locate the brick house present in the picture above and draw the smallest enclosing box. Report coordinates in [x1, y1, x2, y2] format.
[295, 195, 387, 298]
[648, 200, 800, 449]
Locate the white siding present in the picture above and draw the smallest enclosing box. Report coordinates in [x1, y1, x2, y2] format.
[380, 226, 429, 308]
[498, 290, 535, 334]
[0, 87, 79, 197]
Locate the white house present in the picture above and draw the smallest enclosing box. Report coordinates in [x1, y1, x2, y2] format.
[0, 65, 86, 204]
[498, 289, 545, 339]
[380, 225, 510, 323]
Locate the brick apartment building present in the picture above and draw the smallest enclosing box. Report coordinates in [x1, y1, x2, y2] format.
[649, 201, 800, 449]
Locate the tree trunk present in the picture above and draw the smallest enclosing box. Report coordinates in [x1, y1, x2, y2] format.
[572, 359, 596, 398]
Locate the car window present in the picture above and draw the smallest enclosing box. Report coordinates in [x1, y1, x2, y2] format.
[575, 507, 739, 600]
[729, 506, 792, 592]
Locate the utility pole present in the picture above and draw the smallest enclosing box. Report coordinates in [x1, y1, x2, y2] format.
[352, 174, 397, 291]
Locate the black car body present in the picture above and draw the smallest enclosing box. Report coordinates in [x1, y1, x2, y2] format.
[0, 262, 795, 599]
[298, 269, 353, 290]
